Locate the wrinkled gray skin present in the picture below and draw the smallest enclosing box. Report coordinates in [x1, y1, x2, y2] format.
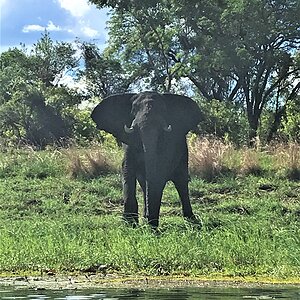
[91, 92, 202, 227]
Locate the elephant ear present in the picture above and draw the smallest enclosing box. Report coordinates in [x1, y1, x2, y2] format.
[91, 94, 136, 144]
[163, 94, 202, 134]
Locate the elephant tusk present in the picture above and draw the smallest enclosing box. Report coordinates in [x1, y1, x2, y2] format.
[124, 124, 135, 134]
[164, 124, 172, 132]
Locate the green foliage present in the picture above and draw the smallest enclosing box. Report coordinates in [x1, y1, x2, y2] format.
[1, 1, 300, 147]
[281, 97, 300, 142]
[0, 78, 70, 147]
[197, 99, 248, 144]
[0, 33, 97, 147]
[104, 2, 191, 92]
[79, 42, 132, 97]
[89, 0, 300, 142]
[69, 109, 98, 144]
[31, 32, 78, 87]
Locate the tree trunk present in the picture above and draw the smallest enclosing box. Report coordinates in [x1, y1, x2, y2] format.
[247, 109, 260, 147]
[267, 106, 286, 142]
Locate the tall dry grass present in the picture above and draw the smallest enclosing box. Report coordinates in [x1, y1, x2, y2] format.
[63, 139, 299, 181]
[188, 138, 233, 181]
[189, 138, 300, 181]
[65, 147, 121, 179]
[239, 148, 262, 176]
[272, 142, 300, 180]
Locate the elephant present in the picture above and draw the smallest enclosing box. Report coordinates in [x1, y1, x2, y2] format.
[91, 91, 202, 227]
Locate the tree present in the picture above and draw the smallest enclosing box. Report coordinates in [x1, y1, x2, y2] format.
[31, 32, 78, 87]
[0, 34, 83, 147]
[78, 42, 133, 97]
[90, 0, 300, 142]
[103, 2, 192, 92]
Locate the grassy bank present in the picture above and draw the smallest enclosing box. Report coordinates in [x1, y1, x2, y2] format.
[0, 141, 299, 282]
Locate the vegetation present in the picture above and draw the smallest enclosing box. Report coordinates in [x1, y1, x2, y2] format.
[1, 0, 300, 147]
[0, 33, 97, 148]
[90, 0, 300, 141]
[0, 141, 299, 281]
[0, 0, 299, 283]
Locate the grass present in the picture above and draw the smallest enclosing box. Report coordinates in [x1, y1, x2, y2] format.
[0, 140, 299, 281]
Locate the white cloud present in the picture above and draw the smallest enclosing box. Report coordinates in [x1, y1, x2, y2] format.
[22, 24, 45, 33]
[46, 21, 61, 31]
[22, 21, 62, 33]
[57, 0, 90, 17]
[82, 26, 99, 38]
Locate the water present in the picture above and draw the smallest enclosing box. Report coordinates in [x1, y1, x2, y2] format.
[0, 287, 299, 300]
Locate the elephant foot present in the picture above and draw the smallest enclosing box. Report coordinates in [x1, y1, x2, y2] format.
[184, 214, 202, 229]
[147, 217, 159, 229]
[123, 213, 139, 227]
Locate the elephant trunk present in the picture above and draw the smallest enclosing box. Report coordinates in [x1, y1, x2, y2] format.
[141, 129, 164, 227]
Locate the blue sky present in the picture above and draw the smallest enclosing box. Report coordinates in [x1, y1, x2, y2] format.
[0, 0, 110, 52]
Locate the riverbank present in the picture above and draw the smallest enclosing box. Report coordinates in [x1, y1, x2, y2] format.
[1, 274, 300, 290]
[0, 145, 299, 282]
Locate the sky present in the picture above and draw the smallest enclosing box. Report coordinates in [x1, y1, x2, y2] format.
[0, 0, 110, 52]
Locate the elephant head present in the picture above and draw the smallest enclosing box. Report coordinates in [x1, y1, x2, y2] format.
[91, 92, 201, 145]
[91, 91, 201, 227]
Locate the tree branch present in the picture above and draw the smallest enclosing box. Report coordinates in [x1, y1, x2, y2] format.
[188, 76, 213, 100]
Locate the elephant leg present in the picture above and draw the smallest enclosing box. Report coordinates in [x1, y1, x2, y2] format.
[172, 154, 195, 219]
[136, 174, 163, 228]
[146, 183, 165, 228]
[172, 176, 195, 219]
[122, 148, 138, 224]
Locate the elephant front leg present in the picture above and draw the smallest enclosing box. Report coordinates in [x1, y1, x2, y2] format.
[172, 151, 198, 222]
[122, 150, 138, 225]
[145, 182, 165, 228]
[172, 175, 201, 226]
[172, 177, 194, 218]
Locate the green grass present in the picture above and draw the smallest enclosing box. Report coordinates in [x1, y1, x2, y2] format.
[0, 145, 299, 281]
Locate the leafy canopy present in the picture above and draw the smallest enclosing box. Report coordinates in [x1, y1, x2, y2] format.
[89, 0, 300, 141]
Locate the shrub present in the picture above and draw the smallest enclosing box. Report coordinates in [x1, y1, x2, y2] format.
[280, 97, 300, 142]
